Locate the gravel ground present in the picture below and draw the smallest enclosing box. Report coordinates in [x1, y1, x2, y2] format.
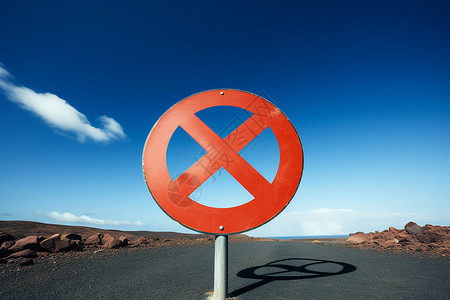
[1, 241, 449, 299]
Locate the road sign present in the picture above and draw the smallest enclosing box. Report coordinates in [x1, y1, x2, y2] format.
[143, 89, 303, 235]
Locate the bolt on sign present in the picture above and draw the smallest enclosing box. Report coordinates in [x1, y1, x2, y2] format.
[143, 89, 303, 235]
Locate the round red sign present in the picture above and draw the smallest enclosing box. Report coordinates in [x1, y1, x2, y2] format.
[143, 89, 303, 234]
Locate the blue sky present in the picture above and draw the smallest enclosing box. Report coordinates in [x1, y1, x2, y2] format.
[1, 1, 449, 236]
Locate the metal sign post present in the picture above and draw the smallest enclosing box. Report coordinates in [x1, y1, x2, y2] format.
[214, 235, 228, 300]
[142, 89, 304, 299]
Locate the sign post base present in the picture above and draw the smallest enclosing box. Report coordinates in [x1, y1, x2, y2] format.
[214, 235, 228, 300]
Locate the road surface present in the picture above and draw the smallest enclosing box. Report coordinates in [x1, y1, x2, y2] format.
[1, 241, 449, 299]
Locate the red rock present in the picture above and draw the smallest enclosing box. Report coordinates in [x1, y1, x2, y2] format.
[405, 221, 423, 235]
[0, 232, 15, 244]
[367, 232, 376, 239]
[379, 238, 402, 250]
[39, 233, 83, 252]
[85, 233, 103, 245]
[395, 230, 409, 238]
[64, 233, 82, 241]
[40, 234, 61, 252]
[398, 236, 416, 246]
[9, 236, 43, 252]
[386, 239, 399, 247]
[442, 240, 450, 249]
[428, 243, 442, 249]
[55, 239, 73, 252]
[101, 234, 121, 249]
[349, 232, 364, 236]
[132, 237, 159, 247]
[415, 232, 435, 244]
[7, 257, 34, 266]
[382, 231, 395, 239]
[0, 240, 15, 250]
[346, 233, 370, 244]
[119, 236, 129, 247]
[406, 243, 429, 252]
[70, 239, 82, 250]
[18, 257, 34, 266]
[372, 239, 383, 245]
[6, 249, 38, 259]
[347, 222, 450, 254]
[428, 227, 450, 243]
[388, 227, 400, 233]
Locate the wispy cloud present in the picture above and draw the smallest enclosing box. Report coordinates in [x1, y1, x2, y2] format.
[251, 207, 437, 237]
[308, 208, 353, 214]
[0, 65, 126, 143]
[46, 211, 144, 226]
[283, 208, 355, 235]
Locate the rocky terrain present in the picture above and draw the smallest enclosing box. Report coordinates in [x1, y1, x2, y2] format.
[0, 221, 270, 267]
[0, 220, 212, 241]
[2, 220, 447, 267]
[346, 222, 450, 256]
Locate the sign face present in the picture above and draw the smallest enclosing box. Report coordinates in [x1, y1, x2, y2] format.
[143, 89, 303, 234]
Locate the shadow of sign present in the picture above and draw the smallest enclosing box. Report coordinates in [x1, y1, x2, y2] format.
[229, 258, 357, 297]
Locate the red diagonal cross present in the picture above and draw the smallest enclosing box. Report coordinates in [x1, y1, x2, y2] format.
[171, 112, 274, 202]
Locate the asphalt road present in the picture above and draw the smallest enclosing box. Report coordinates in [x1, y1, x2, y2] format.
[1, 241, 449, 299]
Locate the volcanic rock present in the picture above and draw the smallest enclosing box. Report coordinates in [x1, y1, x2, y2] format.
[64, 233, 82, 241]
[40, 234, 61, 252]
[85, 233, 103, 245]
[346, 222, 450, 255]
[18, 257, 34, 266]
[9, 236, 43, 252]
[55, 239, 74, 252]
[0, 232, 15, 244]
[7, 249, 37, 259]
[397, 233, 417, 246]
[6, 257, 35, 266]
[388, 227, 400, 234]
[70, 239, 82, 250]
[405, 222, 423, 235]
[415, 232, 435, 244]
[0, 240, 15, 250]
[101, 234, 121, 249]
[41, 233, 81, 252]
[119, 236, 129, 247]
[405, 243, 429, 252]
[396, 231, 411, 240]
[381, 239, 402, 250]
[132, 237, 159, 247]
[347, 233, 371, 244]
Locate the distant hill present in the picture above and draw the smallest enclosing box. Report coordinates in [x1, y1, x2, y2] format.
[0, 220, 263, 242]
[0, 220, 213, 240]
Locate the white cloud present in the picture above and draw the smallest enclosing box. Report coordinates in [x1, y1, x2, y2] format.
[0, 65, 126, 143]
[251, 207, 437, 237]
[308, 208, 353, 214]
[0, 65, 11, 78]
[286, 208, 354, 235]
[46, 211, 144, 227]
